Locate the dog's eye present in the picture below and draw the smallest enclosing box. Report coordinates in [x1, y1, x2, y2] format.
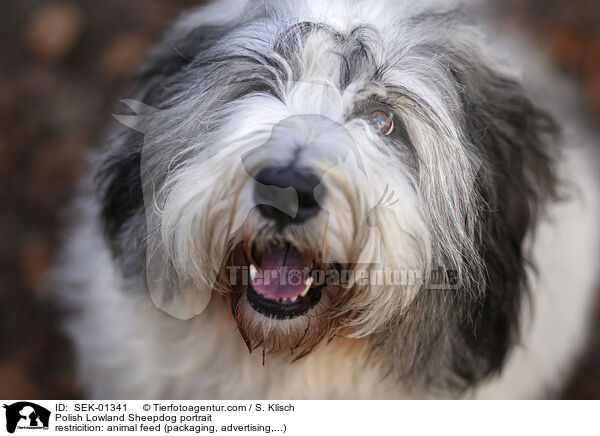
[368, 110, 394, 136]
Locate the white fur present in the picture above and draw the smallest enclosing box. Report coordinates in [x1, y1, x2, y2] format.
[54, 0, 600, 399]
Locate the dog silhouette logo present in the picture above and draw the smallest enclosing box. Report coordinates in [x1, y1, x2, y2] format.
[3, 402, 50, 433]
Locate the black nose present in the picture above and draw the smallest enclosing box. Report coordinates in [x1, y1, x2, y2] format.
[253, 166, 322, 226]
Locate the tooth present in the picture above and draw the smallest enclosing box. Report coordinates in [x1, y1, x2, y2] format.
[250, 264, 257, 281]
[301, 277, 313, 297]
[289, 296, 298, 302]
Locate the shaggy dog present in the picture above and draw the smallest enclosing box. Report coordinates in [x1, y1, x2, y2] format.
[55, 0, 600, 398]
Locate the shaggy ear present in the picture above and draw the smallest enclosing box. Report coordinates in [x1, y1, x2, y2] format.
[391, 52, 560, 392]
[96, 24, 234, 316]
[449, 58, 560, 385]
[97, 26, 219, 258]
[98, 15, 241, 248]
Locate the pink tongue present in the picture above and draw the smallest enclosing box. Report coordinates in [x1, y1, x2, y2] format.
[251, 245, 312, 299]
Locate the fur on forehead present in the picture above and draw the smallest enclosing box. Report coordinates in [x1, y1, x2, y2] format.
[96, 1, 560, 392]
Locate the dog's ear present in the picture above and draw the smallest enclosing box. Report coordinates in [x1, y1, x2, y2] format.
[97, 30, 207, 254]
[448, 56, 560, 385]
[98, 18, 240, 248]
[96, 25, 235, 316]
[394, 56, 560, 392]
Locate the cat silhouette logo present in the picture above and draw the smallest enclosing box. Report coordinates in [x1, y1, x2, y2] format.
[3, 402, 50, 433]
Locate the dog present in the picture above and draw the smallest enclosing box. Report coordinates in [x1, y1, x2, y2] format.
[54, 0, 600, 399]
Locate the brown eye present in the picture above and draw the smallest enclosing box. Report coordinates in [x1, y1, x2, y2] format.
[368, 110, 394, 136]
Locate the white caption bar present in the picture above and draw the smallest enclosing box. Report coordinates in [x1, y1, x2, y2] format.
[1, 400, 597, 435]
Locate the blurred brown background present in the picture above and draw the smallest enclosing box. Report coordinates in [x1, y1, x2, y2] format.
[0, 0, 598, 399]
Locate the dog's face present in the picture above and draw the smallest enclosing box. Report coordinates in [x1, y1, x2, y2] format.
[100, 1, 559, 391]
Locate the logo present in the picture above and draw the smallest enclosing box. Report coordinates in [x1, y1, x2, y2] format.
[2, 402, 50, 434]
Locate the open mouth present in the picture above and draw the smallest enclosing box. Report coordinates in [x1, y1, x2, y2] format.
[245, 242, 323, 320]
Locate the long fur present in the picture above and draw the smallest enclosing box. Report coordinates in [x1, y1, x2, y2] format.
[54, 0, 600, 398]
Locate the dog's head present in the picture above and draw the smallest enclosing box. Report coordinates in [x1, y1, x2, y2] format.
[98, 1, 559, 392]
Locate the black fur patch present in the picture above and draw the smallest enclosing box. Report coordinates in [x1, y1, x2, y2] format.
[453, 62, 560, 384]
[96, 131, 143, 247]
